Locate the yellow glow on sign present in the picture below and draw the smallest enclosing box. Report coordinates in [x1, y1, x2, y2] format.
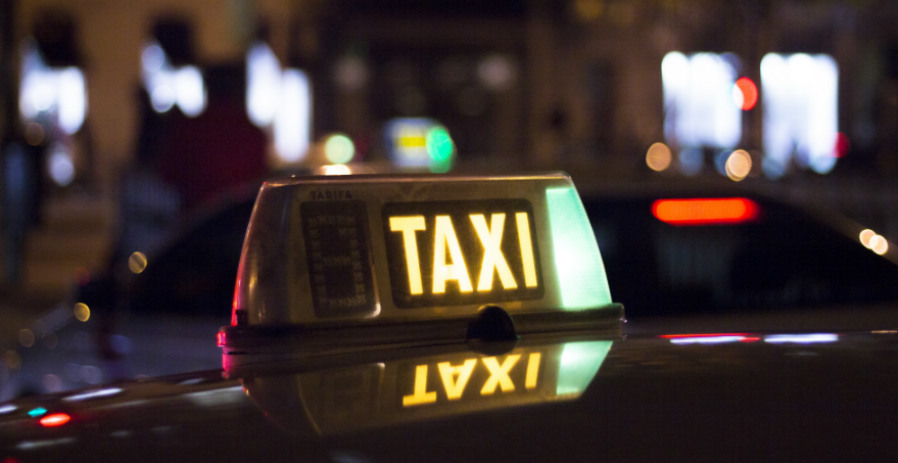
[515, 212, 538, 288]
[397, 134, 427, 149]
[390, 216, 427, 295]
[403, 365, 438, 406]
[402, 353, 543, 407]
[437, 359, 477, 400]
[389, 211, 539, 299]
[471, 213, 517, 291]
[480, 355, 520, 395]
[433, 215, 473, 294]
[525, 352, 541, 389]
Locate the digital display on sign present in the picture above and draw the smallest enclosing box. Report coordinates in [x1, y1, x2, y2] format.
[301, 200, 377, 317]
[383, 199, 543, 308]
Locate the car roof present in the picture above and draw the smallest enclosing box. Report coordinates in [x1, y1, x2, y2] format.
[2, 323, 895, 462]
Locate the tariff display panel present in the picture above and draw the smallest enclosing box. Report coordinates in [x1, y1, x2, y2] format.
[301, 200, 377, 318]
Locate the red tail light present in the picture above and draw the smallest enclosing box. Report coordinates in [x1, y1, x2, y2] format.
[652, 198, 759, 226]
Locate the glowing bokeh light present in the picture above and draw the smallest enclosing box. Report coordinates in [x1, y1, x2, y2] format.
[386, 118, 455, 172]
[73, 302, 91, 322]
[732, 77, 758, 110]
[129, 251, 148, 274]
[859, 229, 889, 256]
[318, 164, 353, 176]
[425, 125, 455, 173]
[40, 412, 71, 427]
[48, 144, 75, 186]
[324, 134, 355, 164]
[725, 149, 752, 181]
[646, 142, 673, 172]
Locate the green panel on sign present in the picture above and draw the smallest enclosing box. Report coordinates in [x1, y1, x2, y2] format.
[546, 187, 612, 310]
[556, 341, 613, 396]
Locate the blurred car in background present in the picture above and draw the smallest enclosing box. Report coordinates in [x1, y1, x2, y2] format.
[6, 175, 897, 397]
[582, 179, 897, 324]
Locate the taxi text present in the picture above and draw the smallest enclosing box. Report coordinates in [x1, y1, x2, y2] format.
[402, 352, 542, 407]
[389, 212, 538, 295]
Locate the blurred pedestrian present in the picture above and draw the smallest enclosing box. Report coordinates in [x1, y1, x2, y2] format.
[156, 62, 268, 215]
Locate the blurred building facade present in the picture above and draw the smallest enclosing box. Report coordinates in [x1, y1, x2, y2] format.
[2, 0, 896, 183]
[0, 1, 896, 246]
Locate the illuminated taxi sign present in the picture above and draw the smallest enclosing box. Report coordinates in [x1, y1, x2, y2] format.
[228, 173, 614, 330]
[244, 340, 613, 435]
[385, 200, 543, 308]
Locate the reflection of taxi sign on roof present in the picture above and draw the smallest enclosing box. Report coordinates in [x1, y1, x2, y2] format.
[219, 173, 621, 366]
[247, 339, 613, 435]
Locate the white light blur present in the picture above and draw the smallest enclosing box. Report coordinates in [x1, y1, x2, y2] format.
[141, 43, 166, 73]
[761, 53, 839, 178]
[859, 229, 889, 256]
[48, 144, 75, 187]
[318, 164, 353, 176]
[246, 42, 282, 126]
[19, 41, 53, 118]
[725, 149, 752, 181]
[273, 68, 311, 163]
[662, 52, 741, 155]
[670, 335, 748, 345]
[19, 43, 87, 134]
[20, 67, 56, 117]
[57, 67, 87, 134]
[63, 387, 123, 402]
[175, 66, 206, 117]
[764, 333, 838, 344]
[141, 41, 206, 117]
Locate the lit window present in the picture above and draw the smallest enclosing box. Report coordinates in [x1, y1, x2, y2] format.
[760, 53, 839, 177]
[273, 69, 311, 163]
[246, 41, 312, 165]
[246, 42, 282, 126]
[662, 52, 742, 158]
[141, 40, 206, 116]
[19, 40, 87, 135]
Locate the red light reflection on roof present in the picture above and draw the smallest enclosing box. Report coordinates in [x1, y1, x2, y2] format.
[652, 198, 760, 226]
[660, 333, 761, 344]
[39, 412, 71, 427]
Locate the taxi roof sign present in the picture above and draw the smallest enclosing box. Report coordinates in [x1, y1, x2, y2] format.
[222, 173, 620, 362]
